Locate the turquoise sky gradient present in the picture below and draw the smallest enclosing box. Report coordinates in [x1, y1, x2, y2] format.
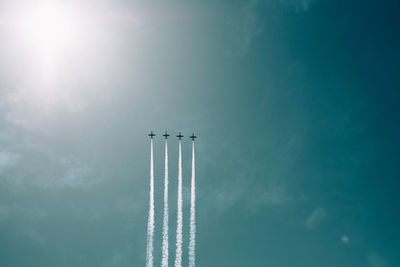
[0, 0, 399, 266]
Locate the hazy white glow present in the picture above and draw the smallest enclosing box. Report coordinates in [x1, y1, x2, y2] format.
[1, 2, 138, 126]
[23, 6, 76, 48]
[12, 3, 85, 76]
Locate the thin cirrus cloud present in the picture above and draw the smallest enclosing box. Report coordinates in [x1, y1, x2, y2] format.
[367, 253, 387, 267]
[0, 150, 21, 169]
[236, 0, 317, 54]
[2, 86, 86, 133]
[0, 152, 94, 190]
[306, 207, 326, 230]
[277, 0, 317, 11]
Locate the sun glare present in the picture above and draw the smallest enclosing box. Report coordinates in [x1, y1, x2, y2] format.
[7, 2, 90, 87]
[23, 6, 77, 51]
[16, 4, 83, 72]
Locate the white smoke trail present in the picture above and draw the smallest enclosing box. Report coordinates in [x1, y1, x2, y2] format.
[188, 141, 196, 267]
[161, 140, 169, 267]
[175, 140, 183, 267]
[146, 139, 155, 267]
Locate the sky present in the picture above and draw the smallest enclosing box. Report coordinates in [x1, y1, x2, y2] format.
[0, 0, 399, 266]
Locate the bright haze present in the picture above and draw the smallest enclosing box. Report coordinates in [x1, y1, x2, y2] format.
[0, 0, 399, 266]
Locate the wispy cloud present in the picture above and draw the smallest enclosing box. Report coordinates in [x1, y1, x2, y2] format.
[237, 0, 263, 55]
[367, 253, 387, 267]
[256, 185, 289, 206]
[1, 86, 86, 134]
[234, 0, 317, 55]
[0, 151, 95, 190]
[277, 0, 317, 11]
[0, 150, 21, 169]
[57, 157, 93, 188]
[104, 246, 134, 267]
[306, 207, 326, 229]
[341, 235, 349, 244]
[0, 204, 47, 244]
[24, 227, 46, 243]
[0, 204, 46, 222]
[107, 251, 129, 267]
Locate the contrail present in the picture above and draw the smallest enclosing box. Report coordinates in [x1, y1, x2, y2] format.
[146, 139, 155, 267]
[188, 141, 196, 267]
[175, 140, 183, 267]
[161, 139, 169, 267]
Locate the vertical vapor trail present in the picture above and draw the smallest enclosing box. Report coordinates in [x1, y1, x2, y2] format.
[161, 140, 169, 267]
[146, 139, 155, 267]
[188, 141, 196, 267]
[175, 141, 183, 267]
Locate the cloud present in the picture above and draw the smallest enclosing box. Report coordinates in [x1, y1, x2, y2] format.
[24, 227, 46, 243]
[0, 151, 95, 190]
[306, 207, 326, 229]
[205, 180, 290, 216]
[238, 0, 263, 54]
[0, 204, 46, 245]
[277, 0, 317, 11]
[258, 185, 289, 206]
[233, 0, 317, 55]
[341, 235, 349, 244]
[216, 190, 243, 211]
[36, 156, 95, 189]
[0, 204, 46, 222]
[113, 196, 144, 214]
[107, 252, 129, 267]
[0, 150, 21, 169]
[58, 158, 93, 188]
[103, 246, 134, 267]
[367, 253, 387, 267]
[1, 86, 86, 134]
[248, 185, 290, 214]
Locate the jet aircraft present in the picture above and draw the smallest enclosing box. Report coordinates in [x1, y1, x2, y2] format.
[163, 131, 170, 139]
[190, 133, 197, 141]
[148, 131, 155, 139]
[177, 132, 184, 140]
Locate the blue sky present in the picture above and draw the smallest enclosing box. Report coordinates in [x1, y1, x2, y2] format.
[0, 0, 399, 266]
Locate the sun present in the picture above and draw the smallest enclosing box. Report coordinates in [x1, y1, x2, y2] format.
[23, 6, 76, 50]
[22, 5, 80, 54]
[9, 2, 87, 82]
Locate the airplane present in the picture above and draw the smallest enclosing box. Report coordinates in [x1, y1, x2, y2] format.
[190, 133, 197, 141]
[163, 131, 170, 139]
[148, 131, 155, 139]
[176, 132, 184, 140]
